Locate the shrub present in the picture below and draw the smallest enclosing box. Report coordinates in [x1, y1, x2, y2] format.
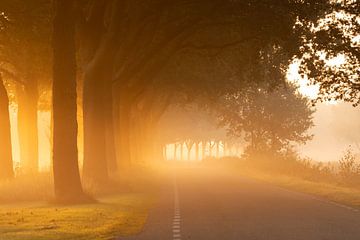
[338, 147, 360, 186]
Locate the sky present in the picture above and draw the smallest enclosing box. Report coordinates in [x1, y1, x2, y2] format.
[299, 102, 360, 162]
[288, 61, 360, 162]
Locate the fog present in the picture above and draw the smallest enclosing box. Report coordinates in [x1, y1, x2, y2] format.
[299, 102, 360, 162]
[0, 1, 359, 239]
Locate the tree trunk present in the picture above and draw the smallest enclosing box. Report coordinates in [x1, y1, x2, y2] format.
[173, 143, 178, 160]
[118, 100, 131, 169]
[82, 61, 109, 183]
[17, 86, 39, 173]
[216, 141, 220, 158]
[105, 86, 117, 174]
[195, 142, 199, 161]
[130, 116, 144, 164]
[141, 120, 154, 164]
[209, 142, 215, 157]
[186, 143, 194, 161]
[52, 0, 87, 202]
[223, 142, 227, 156]
[202, 141, 206, 160]
[0, 76, 14, 180]
[180, 142, 184, 161]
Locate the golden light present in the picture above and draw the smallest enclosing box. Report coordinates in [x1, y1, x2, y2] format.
[9, 106, 51, 172]
[287, 61, 319, 100]
[287, 54, 347, 103]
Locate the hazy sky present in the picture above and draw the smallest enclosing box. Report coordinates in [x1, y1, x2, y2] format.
[298, 102, 360, 162]
[287, 58, 360, 162]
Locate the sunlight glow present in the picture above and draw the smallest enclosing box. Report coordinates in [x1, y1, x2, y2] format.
[287, 53, 348, 102]
[287, 62, 319, 100]
[9, 107, 51, 172]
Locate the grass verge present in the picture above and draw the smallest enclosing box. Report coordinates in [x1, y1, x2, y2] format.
[0, 193, 154, 240]
[242, 170, 360, 209]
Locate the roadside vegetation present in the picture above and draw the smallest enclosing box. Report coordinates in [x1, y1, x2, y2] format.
[0, 194, 151, 240]
[0, 169, 159, 240]
[204, 80, 360, 208]
[204, 148, 360, 209]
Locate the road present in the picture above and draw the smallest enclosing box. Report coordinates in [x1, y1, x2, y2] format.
[123, 167, 360, 240]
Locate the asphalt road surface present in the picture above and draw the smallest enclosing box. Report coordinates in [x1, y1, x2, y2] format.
[123, 167, 360, 240]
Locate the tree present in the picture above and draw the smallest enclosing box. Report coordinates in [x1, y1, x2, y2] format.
[0, 0, 52, 173]
[52, 0, 87, 202]
[158, 104, 227, 161]
[76, 0, 330, 179]
[0, 74, 14, 180]
[218, 83, 314, 157]
[296, 0, 360, 104]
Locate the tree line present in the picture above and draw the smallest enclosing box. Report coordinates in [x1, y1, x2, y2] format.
[0, 0, 358, 203]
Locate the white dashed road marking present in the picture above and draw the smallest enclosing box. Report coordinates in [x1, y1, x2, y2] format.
[173, 175, 182, 240]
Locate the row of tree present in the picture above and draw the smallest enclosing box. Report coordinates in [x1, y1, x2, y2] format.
[0, 0, 359, 202]
[166, 141, 242, 161]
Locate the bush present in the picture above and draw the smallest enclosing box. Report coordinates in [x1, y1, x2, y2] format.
[338, 147, 360, 186]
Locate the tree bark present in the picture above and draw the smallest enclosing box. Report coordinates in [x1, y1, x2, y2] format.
[52, 0, 87, 203]
[0, 75, 14, 180]
[17, 85, 39, 173]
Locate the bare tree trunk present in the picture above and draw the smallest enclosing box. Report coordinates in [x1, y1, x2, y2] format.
[0, 75, 14, 180]
[17, 85, 39, 173]
[52, 0, 88, 202]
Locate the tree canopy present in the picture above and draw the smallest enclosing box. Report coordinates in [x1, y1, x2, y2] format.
[217, 83, 315, 154]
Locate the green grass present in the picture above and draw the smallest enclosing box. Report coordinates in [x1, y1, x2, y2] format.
[0, 193, 154, 240]
[243, 170, 360, 209]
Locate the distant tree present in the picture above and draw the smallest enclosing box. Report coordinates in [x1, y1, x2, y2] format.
[218, 83, 314, 157]
[0, 74, 14, 179]
[158, 104, 227, 160]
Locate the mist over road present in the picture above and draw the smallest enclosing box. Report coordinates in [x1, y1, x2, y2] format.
[124, 167, 360, 240]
